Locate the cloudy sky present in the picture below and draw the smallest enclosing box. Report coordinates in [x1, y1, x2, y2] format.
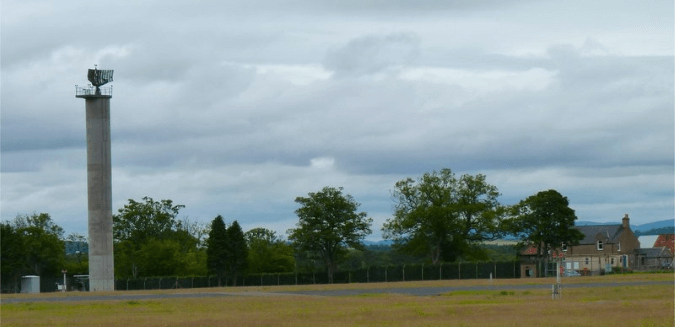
[2, 0, 673, 241]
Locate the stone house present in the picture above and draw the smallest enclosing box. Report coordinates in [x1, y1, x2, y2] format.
[562, 214, 640, 274]
[519, 214, 640, 277]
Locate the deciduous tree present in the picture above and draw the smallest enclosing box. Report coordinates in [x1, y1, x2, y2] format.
[1, 223, 27, 287]
[113, 197, 203, 278]
[507, 189, 584, 264]
[11, 213, 65, 276]
[382, 169, 504, 264]
[287, 186, 373, 283]
[245, 228, 295, 274]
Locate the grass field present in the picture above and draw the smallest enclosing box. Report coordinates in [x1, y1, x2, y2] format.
[2, 274, 673, 326]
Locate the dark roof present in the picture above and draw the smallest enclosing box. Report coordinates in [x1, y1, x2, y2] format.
[635, 247, 671, 257]
[576, 224, 623, 244]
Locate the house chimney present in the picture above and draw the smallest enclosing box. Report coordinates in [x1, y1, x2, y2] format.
[622, 214, 630, 229]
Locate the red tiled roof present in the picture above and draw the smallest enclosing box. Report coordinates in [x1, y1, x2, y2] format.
[521, 245, 538, 255]
[654, 234, 674, 254]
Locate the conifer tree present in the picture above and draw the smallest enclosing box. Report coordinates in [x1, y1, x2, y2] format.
[226, 220, 248, 286]
[206, 215, 228, 286]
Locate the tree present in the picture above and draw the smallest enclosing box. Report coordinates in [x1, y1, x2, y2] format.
[382, 169, 504, 264]
[507, 189, 584, 265]
[206, 215, 228, 286]
[287, 186, 373, 283]
[245, 228, 295, 274]
[11, 213, 66, 276]
[113, 197, 204, 278]
[1, 223, 26, 288]
[113, 197, 185, 244]
[226, 221, 248, 285]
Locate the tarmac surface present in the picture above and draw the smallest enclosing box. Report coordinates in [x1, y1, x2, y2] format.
[2, 280, 672, 304]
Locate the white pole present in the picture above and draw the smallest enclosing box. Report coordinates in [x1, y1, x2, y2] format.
[62, 269, 67, 292]
[556, 260, 561, 284]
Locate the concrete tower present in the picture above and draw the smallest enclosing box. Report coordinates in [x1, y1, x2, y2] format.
[76, 67, 115, 291]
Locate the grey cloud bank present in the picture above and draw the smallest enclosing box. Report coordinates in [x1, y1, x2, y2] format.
[1, 0, 673, 240]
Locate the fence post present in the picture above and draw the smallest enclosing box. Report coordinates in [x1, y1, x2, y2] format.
[403, 265, 406, 282]
[159, 278, 162, 290]
[494, 262, 497, 279]
[295, 273, 298, 285]
[476, 264, 478, 279]
[514, 261, 516, 278]
[459, 262, 461, 280]
[192, 277, 194, 289]
[144, 278, 147, 290]
[127, 278, 129, 291]
[440, 263, 442, 280]
[367, 267, 370, 283]
[261, 274, 263, 286]
[422, 264, 424, 281]
[385, 266, 388, 282]
[278, 274, 280, 286]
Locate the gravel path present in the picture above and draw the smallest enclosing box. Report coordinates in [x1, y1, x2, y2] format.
[3, 280, 672, 304]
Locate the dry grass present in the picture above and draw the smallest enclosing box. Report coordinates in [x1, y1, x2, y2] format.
[2, 274, 673, 327]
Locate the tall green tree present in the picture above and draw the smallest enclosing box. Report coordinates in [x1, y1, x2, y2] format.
[287, 186, 373, 283]
[113, 197, 185, 244]
[382, 169, 504, 264]
[113, 197, 203, 278]
[226, 221, 248, 285]
[1, 223, 27, 287]
[245, 228, 295, 274]
[10, 213, 66, 276]
[507, 189, 584, 266]
[206, 215, 228, 286]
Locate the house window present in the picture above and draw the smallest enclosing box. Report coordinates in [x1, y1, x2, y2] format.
[617, 242, 621, 252]
[597, 240, 603, 250]
[611, 258, 614, 265]
[585, 258, 589, 265]
[561, 243, 567, 252]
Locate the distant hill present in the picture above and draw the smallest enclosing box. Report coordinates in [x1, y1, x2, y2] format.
[575, 219, 674, 232]
[65, 241, 88, 255]
[575, 221, 619, 227]
[634, 219, 675, 232]
[363, 240, 393, 246]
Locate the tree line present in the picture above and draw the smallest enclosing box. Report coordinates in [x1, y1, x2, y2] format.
[2, 168, 583, 284]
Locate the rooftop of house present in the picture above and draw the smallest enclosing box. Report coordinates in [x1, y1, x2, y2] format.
[635, 247, 671, 257]
[638, 235, 659, 248]
[576, 224, 624, 244]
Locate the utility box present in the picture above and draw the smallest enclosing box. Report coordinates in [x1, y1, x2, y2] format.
[21, 275, 40, 293]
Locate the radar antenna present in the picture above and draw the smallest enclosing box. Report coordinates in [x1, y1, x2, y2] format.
[87, 65, 114, 95]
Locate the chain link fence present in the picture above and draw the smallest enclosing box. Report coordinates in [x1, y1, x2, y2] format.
[112, 261, 520, 291]
[2, 261, 521, 293]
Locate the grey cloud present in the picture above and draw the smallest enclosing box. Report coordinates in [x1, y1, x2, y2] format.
[2, 0, 672, 235]
[324, 33, 421, 76]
